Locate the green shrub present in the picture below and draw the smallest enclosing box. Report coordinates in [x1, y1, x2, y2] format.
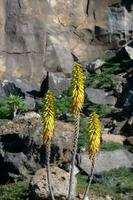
[55, 94, 71, 115]
[86, 58, 121, 90]
[6, 95, 27, 112]
[0, 99, 12, 119]
[0, 181, 29, 200]
[0, 95, 27, 119]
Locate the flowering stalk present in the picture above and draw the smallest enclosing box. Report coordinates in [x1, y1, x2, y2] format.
[68, 63, 84, 200]
[83, 112, 101, 200]
[43, 90, 55, 200]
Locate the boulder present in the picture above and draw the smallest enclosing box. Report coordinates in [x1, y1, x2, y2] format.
[49, 72, 71, 95]
[85, 87, 116, 105]
[0, 112, 42, 183]
[0, 112, 74, 183]
[102, 134, 126, 144]
[77, 150, 133, 175]
[51, 120, 74, 164]
[29, 166, 77, 200]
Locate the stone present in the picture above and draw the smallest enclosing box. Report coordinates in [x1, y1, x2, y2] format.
[102, 134, 126, 144]
[111, 119, 127, 135]
[125, 45, 133, 60]
[0, 80, 24, 97]
[29, 166, 77, 200]
[3, 152, 28, 181]
[77, 150, 133, 175]
[0, 112, 74, 183]
[117, 40, 133, 60]
[0, 80, 36, 110]
[51, 120, 74, 164]
[49, 72, 71, 95]
[0, 112, 42, 183]
[89, 59, 105, 73]
[85, 87, 116, 105]
[124, 90, 133, 111]
[124, 136, 133, 146]
[105, 195, 112, 200]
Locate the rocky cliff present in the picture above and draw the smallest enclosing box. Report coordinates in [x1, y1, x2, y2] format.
[0, 0, 132, 92]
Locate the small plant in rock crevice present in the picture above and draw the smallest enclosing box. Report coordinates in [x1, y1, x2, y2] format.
[6, 95, 27, 118]
[0, 95, 27, 119]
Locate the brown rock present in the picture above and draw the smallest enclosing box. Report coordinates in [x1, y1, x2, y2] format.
[0, 113, 74, 183]
[51, 120, 74, 163]
[29, 166, 77, 200]
[102, 133, 126, 144]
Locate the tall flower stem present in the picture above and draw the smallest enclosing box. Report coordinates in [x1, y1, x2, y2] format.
[82, 158, 95, 200]
[46, 142, 55, 200]
[68, 112, 80, 200]
[42, 90, 55, 200]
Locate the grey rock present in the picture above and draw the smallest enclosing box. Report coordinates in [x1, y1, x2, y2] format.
[89, 59, 105, 73]
[0, 82, 6, 98]
[78, 150, 133, 175]
[29, 166, 77, 200]
[125, 45, 133, 60]
[49, 72, 71, 95]
[47, 34, 74, 75]
[117, 40, 133, 60]
[1, 80, 24, 97]
[111, 120, 127, 134]
[124, 90, 133, 110]
[108, 6, 133, 44]
[85, 87, 116, 105]
[4, 152, 28, 179]
[0, 112, 42, 183]
[124, 136, 133, 146]
[0, 80, 35, 110]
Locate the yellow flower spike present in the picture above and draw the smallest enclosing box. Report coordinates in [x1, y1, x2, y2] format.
[88, 112, 101, 160]
[71, 63, 84, 116]
[43, 90, 55, 144]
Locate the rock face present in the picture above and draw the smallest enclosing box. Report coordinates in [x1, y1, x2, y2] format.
[0, 0, 132, 93]
[77, 150, 133, 175]
[0, 112, 74, 183]
[29, 166, 76, 200]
